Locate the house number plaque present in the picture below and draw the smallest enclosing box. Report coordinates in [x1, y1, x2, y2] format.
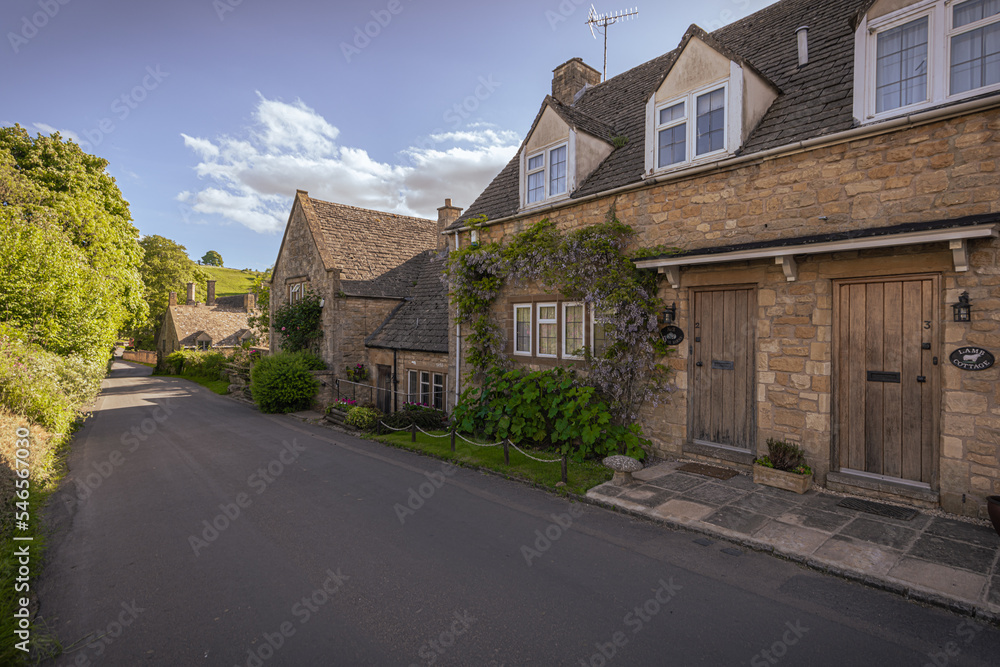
[949, 347, 995, 371]
[660, 325, 684, 345]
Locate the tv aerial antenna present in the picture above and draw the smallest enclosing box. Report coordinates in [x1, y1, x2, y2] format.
[586, 5, 639, 81]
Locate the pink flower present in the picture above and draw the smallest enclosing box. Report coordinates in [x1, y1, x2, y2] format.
[281, 327, 286, 331]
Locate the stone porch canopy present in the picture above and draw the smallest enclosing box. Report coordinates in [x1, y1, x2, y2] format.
[634, 214, 1000, 287]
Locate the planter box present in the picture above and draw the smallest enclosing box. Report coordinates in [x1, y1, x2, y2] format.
[325, 408, 348, 426]
[753, 464, 812, 495]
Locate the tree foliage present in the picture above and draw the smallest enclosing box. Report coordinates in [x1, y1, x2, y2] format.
[201, 250, 223, 266]
[272, 291, 323, 353]
[0, 125, 145, 362]
[132, 235, 207, 349]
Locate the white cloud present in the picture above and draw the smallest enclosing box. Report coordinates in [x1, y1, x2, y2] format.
[32, 122, 82, 145]
[179, 95, 520, 234]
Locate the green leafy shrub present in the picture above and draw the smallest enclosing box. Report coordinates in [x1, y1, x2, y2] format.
[158, 350, 228, 377]
[382, 404, 448, 430]
[273, 292, 323, 352]
[451, 367, 647, 461]
[757, 438, 811, 474]
[0, 326, 104, 434]
[250, 352, 320, 413]
[345, 406, 381, 430]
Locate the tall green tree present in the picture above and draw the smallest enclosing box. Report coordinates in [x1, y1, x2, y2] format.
[132, 235, 208, 349]
[201, 250, 223, 266]
[0, 125, 145, 361]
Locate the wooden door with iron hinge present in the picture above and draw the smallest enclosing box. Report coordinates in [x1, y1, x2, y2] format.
[690, 287, 756, 450]
[833, 275, 939, 487]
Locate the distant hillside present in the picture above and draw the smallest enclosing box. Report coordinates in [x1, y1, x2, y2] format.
[199, 266, 263, 297]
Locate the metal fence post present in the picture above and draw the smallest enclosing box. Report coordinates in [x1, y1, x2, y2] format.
[503, 439, 509, 465]
[450, 425, 456, 453]
[561, 455, 568, 484]
[410, 421, 417, 443]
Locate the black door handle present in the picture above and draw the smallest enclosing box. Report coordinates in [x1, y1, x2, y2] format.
[917, 376, 926, 383]
[696, 361, 703, 367]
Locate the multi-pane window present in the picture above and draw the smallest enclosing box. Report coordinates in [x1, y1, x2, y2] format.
[527, 154, 545, 204]
[876, 17, 929, 113]
[563, 303, 584, 358]
[695, 88, 726, 155]
[289, 282, 303, 304]
[525, 143, 568, 205]
[408, 370, 419, 404]
[656, 102, 686, 168]
[432, 373, 445, 410]
[420, 371, 431, 406]
[514, 304, 532, 355]
[197, 340, 210, 351]
[951, 0, 1000, 94]
[537, 304, 558, 357]
[592, 312, 612, 356]
[654, 84, 726, 170]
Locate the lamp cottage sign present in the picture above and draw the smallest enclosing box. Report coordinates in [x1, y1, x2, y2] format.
[949, 347, 995, 371]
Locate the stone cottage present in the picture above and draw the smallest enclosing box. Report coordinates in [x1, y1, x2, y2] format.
[270, 191, 460, 412]
[157, 281, 257, 356]
[444, 0, 1000, 519]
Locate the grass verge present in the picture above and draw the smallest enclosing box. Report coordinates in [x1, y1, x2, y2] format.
[175, 374, 229, 395]
[369, 428, 611, 496]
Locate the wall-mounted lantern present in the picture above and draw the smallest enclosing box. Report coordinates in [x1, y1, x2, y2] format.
[953, 291, 971, 322]
[662, 302, 677, 325]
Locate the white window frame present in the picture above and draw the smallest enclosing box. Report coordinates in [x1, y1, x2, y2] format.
[652, 80, 730, 173]
[562, 302, 585, 359]
[856, 0, 1000, 123]
[432, 373, 446, 410]
[513, 304, 532, 356]
[523, 141, 570, 207]
[407, 370, 419, 404]
[289, 282, 302, 304]
[420, 371, 431, 406]
[536, 302, 558, 358]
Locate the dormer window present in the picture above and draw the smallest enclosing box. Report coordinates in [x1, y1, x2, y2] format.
[526, 143, 568, 204]
[858, 0, 1000, 122]
[654, 82, 728, 171]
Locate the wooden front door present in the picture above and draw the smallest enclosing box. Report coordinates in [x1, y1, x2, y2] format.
[690, 287, 756, 450]
[376, 364, 392, 413]
[834, 276, 939, 486]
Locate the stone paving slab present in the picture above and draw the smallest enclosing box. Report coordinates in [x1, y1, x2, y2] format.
[586, 460, 1000, 621]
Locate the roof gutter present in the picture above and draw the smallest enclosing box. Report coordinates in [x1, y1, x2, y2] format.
[447, 96, 1000, 234]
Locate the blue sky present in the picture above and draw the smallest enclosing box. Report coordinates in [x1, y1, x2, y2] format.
[3, 0, 776, 270]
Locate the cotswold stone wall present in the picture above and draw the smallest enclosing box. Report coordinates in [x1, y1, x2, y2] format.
[451, 107, 1000, 518]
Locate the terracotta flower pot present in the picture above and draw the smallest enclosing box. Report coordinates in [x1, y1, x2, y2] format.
[988, 496, 1000, 538]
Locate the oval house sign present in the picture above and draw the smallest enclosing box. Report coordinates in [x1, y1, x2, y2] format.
[660, 325, 684, 346]
[949, 347, 995, 371]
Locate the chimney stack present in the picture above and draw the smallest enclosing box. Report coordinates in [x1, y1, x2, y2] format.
[437, 198, 463, 250]
[186, 282, 196, 305]
[552, 58, 601, 106]
[207, 280, 216, 306]
[169, 291, 177, 307]
[796, 26, 809, 67]
[244, 293, 256, 312]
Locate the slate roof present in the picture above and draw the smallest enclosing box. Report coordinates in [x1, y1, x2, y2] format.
[166, 302, 253, 348]
[365, 250, 450, 353]
[341, 251, 428, 299]
[646, 213, 1000, 260]
[450, 0, 873, 228]
[305, 196, 438, 280]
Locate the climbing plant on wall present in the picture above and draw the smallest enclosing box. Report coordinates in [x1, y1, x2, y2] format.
[272, 291, 323, 353]
[447, 206, 678, 435]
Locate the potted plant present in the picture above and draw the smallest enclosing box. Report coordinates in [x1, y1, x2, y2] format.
[753, 438, 813, 494]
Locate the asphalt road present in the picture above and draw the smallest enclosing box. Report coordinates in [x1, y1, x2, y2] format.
[36, 361, 1000, 666]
